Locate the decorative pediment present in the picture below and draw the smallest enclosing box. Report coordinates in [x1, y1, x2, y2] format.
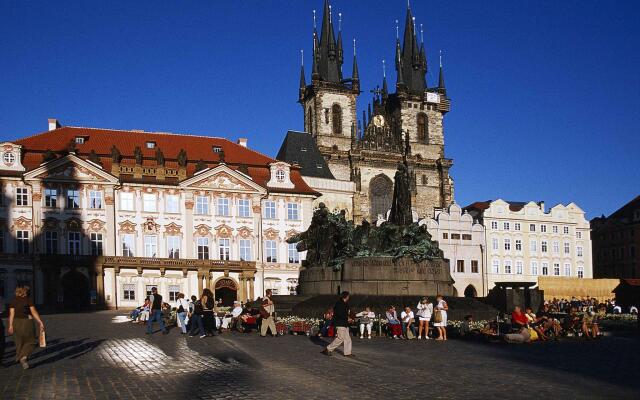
[180, 164, 266, 194]
[143, 217, 159, 234]
[87, 219, 106, 233]
[214, 224, 232, 238]
[119, 220, 137, 234]
[164, 222, 182, 236]
[264, 228, 279, 240]
[43, 218, 60, 230]
[237, 226, 253, 238]
[194, 224, 211, 237]
[65, 217, 83, 231]
[12, 216, 32, 230]
[24, 154, 118, 184]
[285, 229, 299, 239]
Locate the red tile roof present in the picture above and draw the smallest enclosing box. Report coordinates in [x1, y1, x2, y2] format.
[13, 126, 319, 196]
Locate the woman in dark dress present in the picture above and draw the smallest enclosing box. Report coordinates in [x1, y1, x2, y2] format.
[201, 288, 217, 336]
[8, 286, 45, 369]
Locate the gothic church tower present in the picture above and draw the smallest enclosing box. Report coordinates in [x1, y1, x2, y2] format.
[298, 1, 454, 222]
[299, 0, 359, 181]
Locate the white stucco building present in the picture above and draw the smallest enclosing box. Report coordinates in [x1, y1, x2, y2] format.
[422, 203, 486, 297]
[0, 120, 318, 311]
[465, 199, 593, 291]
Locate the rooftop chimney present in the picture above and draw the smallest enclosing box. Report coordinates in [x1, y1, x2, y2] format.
[237, 138, 248, 148]
[48, 118, 61, 131]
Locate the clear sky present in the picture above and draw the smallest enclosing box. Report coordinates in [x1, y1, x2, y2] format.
[1, 0, 638, 219]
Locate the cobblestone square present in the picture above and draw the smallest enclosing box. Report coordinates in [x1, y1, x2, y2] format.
[1, 311, 639, 399]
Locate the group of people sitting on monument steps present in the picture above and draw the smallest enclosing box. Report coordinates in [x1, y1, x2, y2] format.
[318, 295, 450, 340]
[467, 299, 614, 344]
[130, 287, 278, 338]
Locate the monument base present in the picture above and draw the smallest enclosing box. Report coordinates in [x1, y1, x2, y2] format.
[298, 256, 454, 297]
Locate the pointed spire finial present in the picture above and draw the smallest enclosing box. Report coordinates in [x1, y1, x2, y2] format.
[407, 0, 411, 9]
[420, 23, 424, 43]
[338, 12, 342, 31]
[353, 38, 356, 56]
[395, 19, 399, 39]
[313, 9, 316, 29]
[412, 17, 416, 37]
[382, 59, 386, 78]
[301, 49, 304, 67]
[329, 5, 332, 23]
[439, 49, 443, 68]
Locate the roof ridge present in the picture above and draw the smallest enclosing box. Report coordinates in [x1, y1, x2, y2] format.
[66, 126, 276, 162]
[65, 126, 228, 140]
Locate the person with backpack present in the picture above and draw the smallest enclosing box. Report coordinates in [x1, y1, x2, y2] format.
[176, 293, 190, 334]
[260, 289, 277, 337]
[146, 287, 167, 335]
[189, 295, 206, 338]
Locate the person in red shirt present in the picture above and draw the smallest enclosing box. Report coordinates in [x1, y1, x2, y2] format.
[511, 306, 529, 328]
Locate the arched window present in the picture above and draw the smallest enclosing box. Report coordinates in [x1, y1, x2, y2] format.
[464, 285, 477, 298]
[307, 107, 314, 135]
[332, 104, 342, 135]
[417, 113, 428, 143]
[369, 174, 393, 220]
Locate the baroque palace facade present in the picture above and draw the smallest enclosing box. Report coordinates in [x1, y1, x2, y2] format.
[0, 121, 317, 311]
[294, 1, 454, 222]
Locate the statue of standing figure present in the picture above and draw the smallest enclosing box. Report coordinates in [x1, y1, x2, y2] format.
[388, 163, 413, 226]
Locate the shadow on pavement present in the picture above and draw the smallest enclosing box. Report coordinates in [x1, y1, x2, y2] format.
[469, 337, 640, 390]
[2, 337, 106, 369]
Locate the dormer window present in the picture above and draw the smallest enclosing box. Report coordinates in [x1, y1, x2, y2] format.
[212, 146, 222, 153]
[3, 152, 15, 165]
[276, 169, 285, 182]
[146, 141, 156, 149]
[75, 137, 85, 144]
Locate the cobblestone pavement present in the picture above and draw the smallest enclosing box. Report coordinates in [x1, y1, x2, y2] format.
[1, 311, 639, 399]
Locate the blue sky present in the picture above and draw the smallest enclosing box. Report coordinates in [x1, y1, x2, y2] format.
[1, 0, 638, 219]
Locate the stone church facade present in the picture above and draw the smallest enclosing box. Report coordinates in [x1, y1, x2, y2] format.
[297, 1, 454, 222]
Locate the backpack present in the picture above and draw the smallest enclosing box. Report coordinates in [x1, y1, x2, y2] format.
[193, 300, 204, 315]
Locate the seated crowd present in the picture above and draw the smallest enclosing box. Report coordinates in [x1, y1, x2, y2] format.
[318, 295, 450, 341]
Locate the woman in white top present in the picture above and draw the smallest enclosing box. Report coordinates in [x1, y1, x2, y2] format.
[355, 307, 375, 339]
[416, 297, 433, 340]
[433, 294, 449, 341]
[176, 293, 191, 334]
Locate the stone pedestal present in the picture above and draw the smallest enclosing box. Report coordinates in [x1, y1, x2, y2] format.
[298, 256, 454, 297]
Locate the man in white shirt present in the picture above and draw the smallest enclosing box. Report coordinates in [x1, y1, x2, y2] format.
[222, 301, 244, 330]
[401, 307, 417, 339]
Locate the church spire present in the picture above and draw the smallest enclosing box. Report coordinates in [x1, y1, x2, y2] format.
[397, 4, 427, 94]
[438, 50, 446, 95]
[299, 50, 306, 101]
[352, 38, 360, 91]
[315, 0, 342, 83]
[381, 60, 388, 99]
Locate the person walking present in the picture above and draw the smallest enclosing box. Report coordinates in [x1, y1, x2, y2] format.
[322, 291, 354, 357]
[434, 294, 448, 341]
[146, 287, 167, 335]
[189, 295, 206, 338]
[176, 293, 190, 334]
[201, 289, 218, 336]
[8, 286, 45, 369]
[416, 297, 433, 340]
[260, 289, 277, 337]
